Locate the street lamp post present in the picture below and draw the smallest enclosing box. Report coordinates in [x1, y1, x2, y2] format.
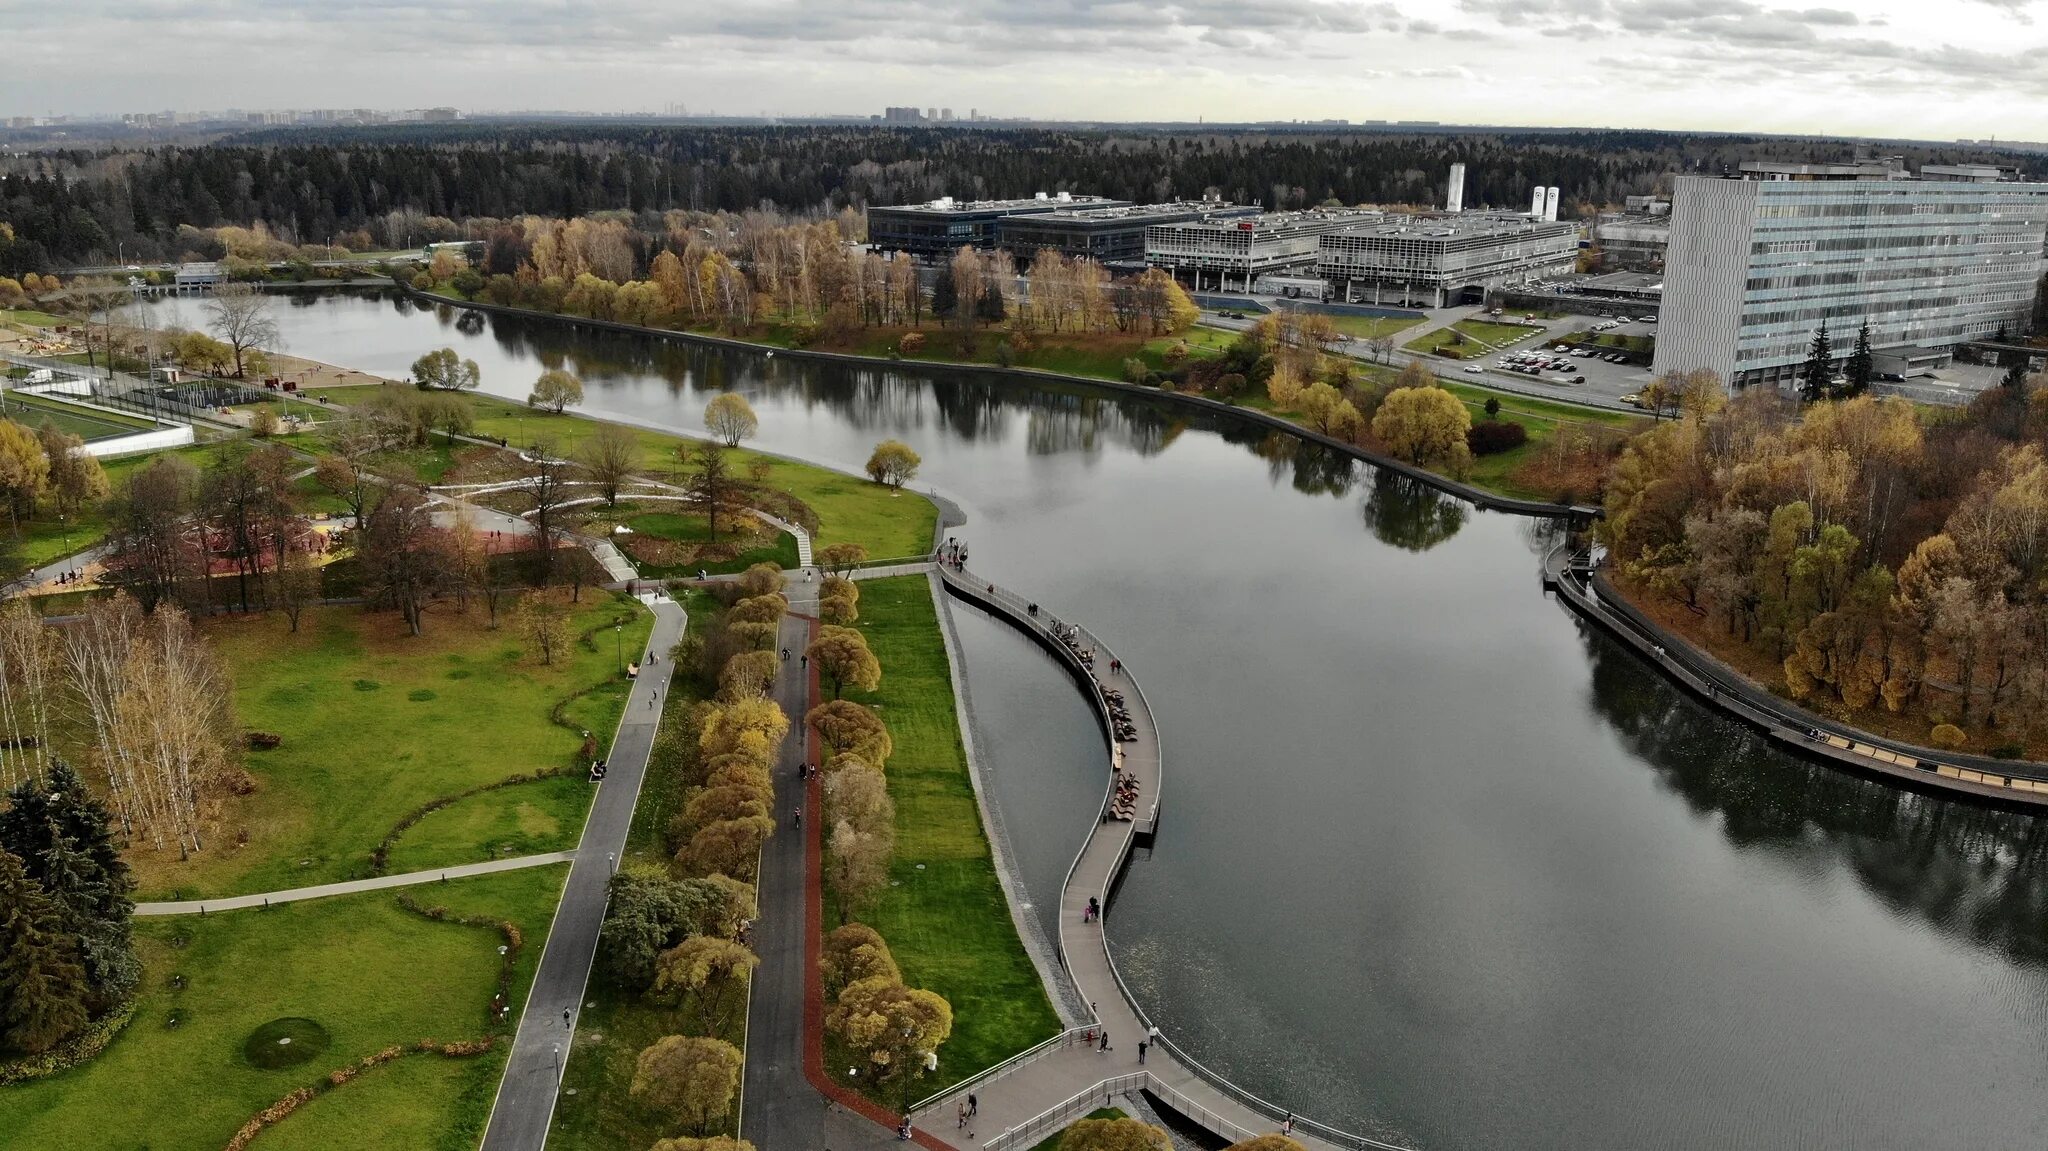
[614, 623, 623, 673]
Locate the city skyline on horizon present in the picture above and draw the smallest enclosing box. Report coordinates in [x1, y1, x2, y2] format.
[4, 0, 2048, 140]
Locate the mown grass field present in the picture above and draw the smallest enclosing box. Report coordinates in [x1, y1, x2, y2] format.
[837, 576, 1060, 1095]
[0, 865, 566, 1151]
[1324, 313, 1424, 341]
[126, 596, 649, 900]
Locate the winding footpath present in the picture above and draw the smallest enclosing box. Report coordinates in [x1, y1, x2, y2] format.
[480, 591, 688, 1151]
[132, 851, 576, 916]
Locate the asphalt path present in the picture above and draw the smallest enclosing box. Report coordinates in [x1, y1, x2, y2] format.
[479, 592, 687, 1151]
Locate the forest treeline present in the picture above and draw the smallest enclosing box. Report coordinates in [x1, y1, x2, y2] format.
[4, 123, 2040, 272]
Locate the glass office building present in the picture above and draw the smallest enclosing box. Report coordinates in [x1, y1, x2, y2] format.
[1655, 168, 2048, 389]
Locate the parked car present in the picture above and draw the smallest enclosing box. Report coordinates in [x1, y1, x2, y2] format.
[1621, 393, 1643, 407]
[1572, 375, 1586, 384]
[1463, 365, 1485, 374]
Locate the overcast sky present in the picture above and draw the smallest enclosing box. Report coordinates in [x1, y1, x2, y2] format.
[6, 0, 2048, 139]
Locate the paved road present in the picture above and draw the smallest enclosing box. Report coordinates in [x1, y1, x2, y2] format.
[738, 611, 831, 1148]
[134, 851, 576, 916]
[479, 592, 687, 1151]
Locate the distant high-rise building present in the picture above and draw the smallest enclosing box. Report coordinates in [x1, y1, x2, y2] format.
[940, 108, 953, 121]
[883, 106, 924, 124]
[926, 107, 937, 121]
[1446, 164, 1465, 214]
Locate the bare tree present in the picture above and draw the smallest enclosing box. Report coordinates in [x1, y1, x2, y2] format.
[203, 283, 280, 379]
[689, 444, 737, 543]
[523, 441, 580, 588]
[359, 484, 452, 636]
[578, 423, 640, 507]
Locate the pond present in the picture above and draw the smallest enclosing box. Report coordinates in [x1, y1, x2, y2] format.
[135, 291, 2048, 1150]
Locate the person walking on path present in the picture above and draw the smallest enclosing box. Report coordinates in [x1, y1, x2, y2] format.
[1138, 1039, 1148, 1065]
[1098, 1029, 1110, 1052]
[1282, 1114, 1294, 1137]
[781, 647, 790, 662]
[957, 1102, 968, 1129]
[793, 805, 803, 830]
[968, 1094, 978, 1118]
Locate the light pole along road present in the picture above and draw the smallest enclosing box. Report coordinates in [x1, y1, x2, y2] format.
[479, 592, 687, 1151]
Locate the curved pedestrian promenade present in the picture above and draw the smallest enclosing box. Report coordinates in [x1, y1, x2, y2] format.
[922, 562, 1414, 1151]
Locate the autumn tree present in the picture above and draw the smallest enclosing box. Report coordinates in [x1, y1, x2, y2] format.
[654, 936, 760, 1031]
[826, 819, 892, 926]
[807, 626, 881, 700]
[528, 368, 584, 413]
[651, 1138, 758, 1151]
[359, 484, 451, 636]
[514, 594, 572, 665]
[272, 545, 322, 633]
[1059, 1117, 1174, 1151]
[0, 420, 49, 536]
[102, 454, 201, 612]
[704, 393, 758, 448]
[717, 649, 779, 703]
[820, 923, 899, 998]
[202, 283, 278, 378]
[38, 424, 108, 516]
[736, 563, 785, 599]
[827, 976, 953, 1102]
[410, 346, 482, 391]
[807, 700, 893, 767]
[865, 440, 920, 490]
[1372, 386, 1473, 474]
[816, 543, 868, 576]
[631, 1035, 744, 1135]
[579, 422, 640, 507]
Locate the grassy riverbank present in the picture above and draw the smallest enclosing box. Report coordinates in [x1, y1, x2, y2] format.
[840, 576, 1061, 1092]
[0, 865, 565, 1151]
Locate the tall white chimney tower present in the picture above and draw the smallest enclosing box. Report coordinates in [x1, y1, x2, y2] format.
[1530, 186, 1546, 216]
[1446, 163, 1465, 214]
[1543, 186, 1560, 222]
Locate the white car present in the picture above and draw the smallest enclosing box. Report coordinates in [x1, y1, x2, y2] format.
[1464, 365, 1485, 374]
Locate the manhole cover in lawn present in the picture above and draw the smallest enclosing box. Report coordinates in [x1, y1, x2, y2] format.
[243, 1017, 331, 1069]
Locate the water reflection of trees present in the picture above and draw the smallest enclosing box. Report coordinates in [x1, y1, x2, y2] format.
[1359, 470, 1467, 552]
[1582, 621, 2048, 965]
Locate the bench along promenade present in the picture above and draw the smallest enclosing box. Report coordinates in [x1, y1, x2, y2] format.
[919, 560, 1416, 1151]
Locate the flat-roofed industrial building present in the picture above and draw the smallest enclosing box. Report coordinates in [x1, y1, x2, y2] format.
[996, 201, 1260, 265]
[1144, 209, 1385, 292]
[1315, 214, 1583, 308]
[868, 193, 1129, 258]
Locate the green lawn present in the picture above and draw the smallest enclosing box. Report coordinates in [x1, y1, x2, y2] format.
[124, 596, 649, 900]
[1326, 314, 1423, 341]
[381, 773, 592, 874]
[0, 391, 156, 441]
[600, 505, 801, 577]
[839, 576, 1060, 1094]
[0, 864, 567, 1151]
[1, 308, 68, 327]
[300, 389, 935, 558]
[1404, 319, 1545, 358]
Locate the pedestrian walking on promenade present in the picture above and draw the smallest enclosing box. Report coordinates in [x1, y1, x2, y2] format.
[793, 806, 803, 829]
[1138, 1040, 1148, 1065]
[1099, 1030, 1110, 1052]
[781, 647, 790, 662]
[968, 1094, 978, 1117]
[1282, 1114, 1294, 1137]
[957, 1102, 967, 1129]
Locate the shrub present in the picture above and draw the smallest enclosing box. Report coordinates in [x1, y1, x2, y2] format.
[898, 332, 926, 354]
[1123, 357, 1152, 385]
[246, 731, 283, 750]
[993, 342, 1015, 368]
[1990, 743, 2026, 760]
[1484, 396, 1501, 418]
[1930, 723, 1967, 750]
[1466, 419, 1529, 456]
[1217, 372, 1247, 397]
[1162, 343, 1190, 364]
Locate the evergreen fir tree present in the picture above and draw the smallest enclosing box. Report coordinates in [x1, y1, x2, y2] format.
[974, 285, 1006, 327]
[0, 849, 90, 1055]
[930, 264, 956, 320]
[1799, 321, 1834, 402]
[0, 763, 138, 1010]
[2004, 358, 2030, 392]
[1845, 321, 1874, 397]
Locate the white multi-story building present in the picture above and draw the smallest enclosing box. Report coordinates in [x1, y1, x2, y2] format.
[1654, 164, 2048, 389]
